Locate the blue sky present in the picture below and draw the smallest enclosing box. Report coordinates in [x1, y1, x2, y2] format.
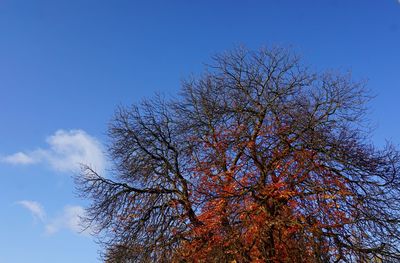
[0, 1, 399, 262]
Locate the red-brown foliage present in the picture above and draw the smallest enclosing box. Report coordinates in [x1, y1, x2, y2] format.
[78, 47, 400, 262]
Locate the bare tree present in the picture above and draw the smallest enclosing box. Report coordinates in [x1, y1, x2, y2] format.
[77, 47, 400, 262]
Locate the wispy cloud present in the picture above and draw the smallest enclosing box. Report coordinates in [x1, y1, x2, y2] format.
[18, 200, 89, 236]
[3, 152, 37, 165]
[1, 129, 106, 174]
[45, 205, 88, 235]
[17, 200, 46, 222]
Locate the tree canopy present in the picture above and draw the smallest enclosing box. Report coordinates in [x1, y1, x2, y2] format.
[77, 47, 400, 262]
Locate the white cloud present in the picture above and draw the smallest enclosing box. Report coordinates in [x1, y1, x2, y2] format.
[2, 152, 37, 165]
[17, 200, 89, 236]
[17, 200, 46, 222]
[1, 129, 106, 174]
[45, 205, 88, 235]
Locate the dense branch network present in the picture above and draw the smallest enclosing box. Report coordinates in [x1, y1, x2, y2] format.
[77, 47, 400, 262]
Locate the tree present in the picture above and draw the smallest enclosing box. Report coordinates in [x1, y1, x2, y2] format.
[77, 47, 400, 262]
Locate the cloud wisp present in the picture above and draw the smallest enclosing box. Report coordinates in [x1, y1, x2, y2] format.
[45, 205, 87, 235]
[1, 129, 106, 174]
[17, 200, 46, 222]
[18, 200, 89, 236]
[3, 152, 37, 165]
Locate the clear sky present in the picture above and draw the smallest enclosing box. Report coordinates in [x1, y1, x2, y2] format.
[0, 1, 399, 262]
